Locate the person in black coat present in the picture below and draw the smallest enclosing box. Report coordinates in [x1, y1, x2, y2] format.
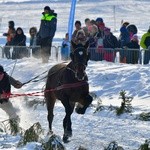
[125, 34, 140, 64]
[103, 27, 118, 62]
[118, 24, 130, 63]
[0, 65, 22, 134]
[11, 27, 27, 59]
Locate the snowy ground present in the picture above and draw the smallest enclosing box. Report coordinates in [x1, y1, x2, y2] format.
[0, 58, 150, 150]
[0, 0, 150, 150]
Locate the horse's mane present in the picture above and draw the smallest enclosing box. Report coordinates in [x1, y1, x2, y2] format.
[48, 63, 67, 76]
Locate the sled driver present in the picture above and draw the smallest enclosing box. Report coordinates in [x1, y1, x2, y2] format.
[0, 65, 23, 122]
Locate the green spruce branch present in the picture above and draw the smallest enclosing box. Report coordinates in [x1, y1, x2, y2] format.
[116, 90, 133, 115]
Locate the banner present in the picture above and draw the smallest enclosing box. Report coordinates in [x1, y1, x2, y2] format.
[68, 0, 77, 42]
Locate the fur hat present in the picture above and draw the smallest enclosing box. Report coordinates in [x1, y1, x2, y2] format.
[0, 65, 4, 73]
[122, 22, 130, 27]
[76, 29, 85, 37]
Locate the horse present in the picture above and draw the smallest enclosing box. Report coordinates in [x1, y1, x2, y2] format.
[44, 41, 93, 143]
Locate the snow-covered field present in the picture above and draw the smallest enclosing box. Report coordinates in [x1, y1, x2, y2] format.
[0, 0, 150, 150]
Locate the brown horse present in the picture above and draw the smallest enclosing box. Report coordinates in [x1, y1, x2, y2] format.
[44, 42, 93, 142]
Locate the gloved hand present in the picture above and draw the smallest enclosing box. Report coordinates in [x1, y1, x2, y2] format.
[15, 81, 23, 89]
[3, 33, 8, 36]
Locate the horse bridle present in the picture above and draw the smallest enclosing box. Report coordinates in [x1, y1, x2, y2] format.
[67, 66, 86, 81]
[69, 47, 88, 81]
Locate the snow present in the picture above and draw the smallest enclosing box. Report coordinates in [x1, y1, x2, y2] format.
[0, 0, 150, 149]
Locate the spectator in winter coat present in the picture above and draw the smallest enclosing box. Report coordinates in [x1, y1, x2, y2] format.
[0, 65, 22, 134]
[118, 24, 130, 63]
[119, 25, 130, 48]
[72, 29, 87, 46]
[95, 18, 106, 61]
[125, 34, 140, 64]
[83, 18, 91, 36]
[72, 20, 82, 42]
[61, 33, 70, 60]
[96, 17, 105, 38]
[88, 24, 100, 61]
[3, 21, 15, 59]
[140, 27, 150, 64]
[38, 6, 57, 63]
[126, 24, 138, 40]
[88, 24, 99, 47]
[5, 30, 16, 58]
[29, 27, 40, 58]
[11, 27, 27, 59]
[103, 27, 118, 62]
[84, 18, 91, 30]
[96, 23, 105, 39]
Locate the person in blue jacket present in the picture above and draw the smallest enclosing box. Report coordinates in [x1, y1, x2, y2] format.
[118, 24, 130, 63]
[61, 33, 70, 61]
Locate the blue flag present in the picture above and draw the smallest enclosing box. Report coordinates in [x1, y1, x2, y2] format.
[68, 0, 77, 42]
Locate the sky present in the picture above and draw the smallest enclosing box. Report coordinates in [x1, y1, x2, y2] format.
[0, 0, 150, 150]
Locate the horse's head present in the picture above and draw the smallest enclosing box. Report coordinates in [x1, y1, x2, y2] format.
[70, 41, 90, 81]
[75, 95, 93, 114]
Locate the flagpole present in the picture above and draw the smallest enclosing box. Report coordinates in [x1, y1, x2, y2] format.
[68, 0, 77, 43]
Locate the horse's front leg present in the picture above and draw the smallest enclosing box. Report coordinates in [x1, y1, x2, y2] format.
[61, 100, 75, 143]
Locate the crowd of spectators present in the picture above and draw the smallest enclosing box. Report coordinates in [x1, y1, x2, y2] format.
[61, 18, 150, 64]
[2, 14, 150, 65]
[3, 5, 57, 63]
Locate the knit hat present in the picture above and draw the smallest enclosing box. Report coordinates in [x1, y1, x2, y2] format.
[96, 17, 103, 23]
[44, 6, 51, 11]
[0, 65, 4, 73]
[8, 21, 15, 28]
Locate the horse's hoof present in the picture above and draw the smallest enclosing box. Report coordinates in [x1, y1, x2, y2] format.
[64, 130, 72, 137]
[62, 136, 70, 143]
